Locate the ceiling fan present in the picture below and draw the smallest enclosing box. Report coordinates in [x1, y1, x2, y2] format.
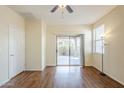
[50, 5, 73, 13]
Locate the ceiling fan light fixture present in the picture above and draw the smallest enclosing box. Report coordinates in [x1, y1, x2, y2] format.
[50, 5, 73, 14]
[59, 5, 66, 9]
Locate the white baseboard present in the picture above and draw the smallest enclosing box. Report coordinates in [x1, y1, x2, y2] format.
[85, 65, 92, 67]
[111, 76, 124, 85]
[0, 79, 10, 86]
[46, 64, 56, 66]
[92, 66, 124, 86]
[24, 69, 42, 71]
[104, 71, 124, 86]
[0, 70, 25, 86]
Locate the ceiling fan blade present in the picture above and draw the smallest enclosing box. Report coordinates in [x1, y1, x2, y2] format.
[66, 5, 73, 13]
[51, 5, 58, 13]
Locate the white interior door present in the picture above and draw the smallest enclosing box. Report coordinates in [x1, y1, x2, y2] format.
[8, 25, 25, 79]
[8, 25, 16, 79]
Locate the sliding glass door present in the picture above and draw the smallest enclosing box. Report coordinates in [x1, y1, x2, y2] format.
[57, 35, 83, 66]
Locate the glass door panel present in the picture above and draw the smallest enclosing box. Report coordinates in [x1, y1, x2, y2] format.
[57, 37, 69, 65]
[70, 36, 81, 65]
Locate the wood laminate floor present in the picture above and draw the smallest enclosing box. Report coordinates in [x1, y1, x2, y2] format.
[1, 66, 123, 88]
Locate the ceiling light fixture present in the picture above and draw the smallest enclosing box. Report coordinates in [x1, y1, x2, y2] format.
[51, 5, 73, 13]
[50, 5, 73, 19]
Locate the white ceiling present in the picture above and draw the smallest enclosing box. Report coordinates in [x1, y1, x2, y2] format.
[8, 5, 116, 25]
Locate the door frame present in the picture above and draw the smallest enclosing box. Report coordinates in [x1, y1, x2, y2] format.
[56, 35, 85, 66]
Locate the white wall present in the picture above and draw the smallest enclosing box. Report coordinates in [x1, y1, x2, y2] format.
[0, 6, 25, 85]
[25, 19, 47, 70]
[41, 21, 47, 70]
[46, 25, 92, 66]
[93, 6, 124, 85]
[25, 19, 42, 70]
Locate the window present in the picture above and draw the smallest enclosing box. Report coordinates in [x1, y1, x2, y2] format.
[94, 25, 105, 54]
